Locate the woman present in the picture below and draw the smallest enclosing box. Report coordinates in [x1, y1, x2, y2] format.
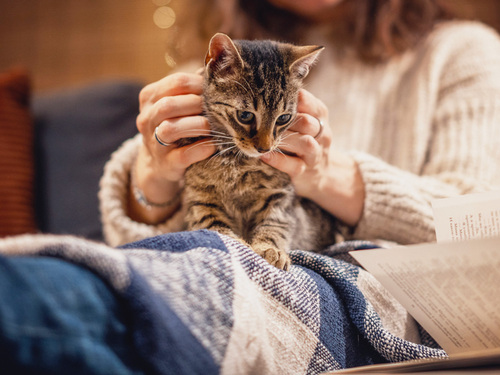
[100, 0, 500, 246]
[3, 1, 500, 373]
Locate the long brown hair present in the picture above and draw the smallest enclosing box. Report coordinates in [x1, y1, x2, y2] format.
[170, 0, 452, 65]
[337, 0, 453, 62]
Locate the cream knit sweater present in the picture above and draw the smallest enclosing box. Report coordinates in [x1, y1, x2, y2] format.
[100, 21, 500, 247]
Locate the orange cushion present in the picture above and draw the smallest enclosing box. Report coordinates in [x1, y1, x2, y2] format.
[0, 68, 37, 236]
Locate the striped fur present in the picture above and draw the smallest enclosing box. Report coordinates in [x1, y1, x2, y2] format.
[184, 33, 338, 270]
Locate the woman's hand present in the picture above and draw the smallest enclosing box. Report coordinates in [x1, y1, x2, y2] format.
[261, 89, 365, 227]
[130, 72, 216, 224]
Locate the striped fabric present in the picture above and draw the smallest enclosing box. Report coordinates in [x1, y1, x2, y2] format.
[0, 231, 447, 374]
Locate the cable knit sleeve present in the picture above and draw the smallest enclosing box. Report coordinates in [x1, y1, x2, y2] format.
[349, 23, 500, 245]
[99, 134, 185, 246]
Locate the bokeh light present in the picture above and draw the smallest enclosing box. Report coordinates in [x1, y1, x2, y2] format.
[152, 0, 171, 6]
[153, 6, 176, 29]
[164, 53, 177, 68]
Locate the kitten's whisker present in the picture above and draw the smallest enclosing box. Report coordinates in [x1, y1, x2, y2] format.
[212, 136, 235, 142]
[276, 147, 286, 155]
[212, 141, 236, 146]
[289, 115, 302, 128]
[229, 77, 256, 100]
[188, 141, 235, 153]
[236, 149, 244, 161]
[178, 128, 211, 133]
[241, 77, 256, 98]
[230, 79, 251, 97]
[279, 131, 299, 142]
[177, 129, 212, 137]
[209, 130, 232, 137]
[269, 147, 286, 157]
[177, 128, 232, 139]
[219, 145, 237, 154]
[206, 151, 223, 165]
[207, 145, 238, 164]
[279, 133, 292, 141]
[213, 144, 237, 150]
[185, 140, 218, 152]
[276, 138, 292, 149]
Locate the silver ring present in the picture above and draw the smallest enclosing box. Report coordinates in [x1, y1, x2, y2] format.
[154, 126, 171, 147]
[314, 118, 324, 139]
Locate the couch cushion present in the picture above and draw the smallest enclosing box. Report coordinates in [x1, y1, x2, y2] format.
[0, 68, 37, 237]
[33, 80, 142, 241]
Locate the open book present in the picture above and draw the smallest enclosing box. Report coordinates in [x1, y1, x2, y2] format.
[333, 191, 500, 373]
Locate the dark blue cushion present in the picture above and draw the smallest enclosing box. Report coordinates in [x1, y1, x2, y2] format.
[33, 80, 142, 240]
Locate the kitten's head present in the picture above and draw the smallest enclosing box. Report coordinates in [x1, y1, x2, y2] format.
[203, 33, 323, 158]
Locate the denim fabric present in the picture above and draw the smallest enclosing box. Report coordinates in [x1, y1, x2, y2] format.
[0, 255, 146, 375]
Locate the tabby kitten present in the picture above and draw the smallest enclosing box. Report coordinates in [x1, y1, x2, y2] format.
[183, 33, 339, 271]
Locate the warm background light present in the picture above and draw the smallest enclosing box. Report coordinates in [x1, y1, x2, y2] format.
[0, 0, 183, 92]
[153, 6, 176, 29]
[0, 0, 499, 93]
[152, 0, 171, 6]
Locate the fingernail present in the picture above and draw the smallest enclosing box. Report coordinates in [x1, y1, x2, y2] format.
[260, 153, 270, 161]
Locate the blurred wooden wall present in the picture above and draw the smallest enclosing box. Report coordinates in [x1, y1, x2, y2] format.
[1, 0, 500, 93]
[0, 0, 179, 92]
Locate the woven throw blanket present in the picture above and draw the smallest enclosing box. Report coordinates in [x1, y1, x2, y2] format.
[0, 230, 446, 374]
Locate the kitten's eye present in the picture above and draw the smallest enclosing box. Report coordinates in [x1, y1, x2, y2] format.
[237, 111, 255, 124]
[276, 114, 292, 126]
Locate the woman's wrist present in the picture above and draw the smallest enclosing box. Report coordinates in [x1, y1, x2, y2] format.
[131, 165, 182, 211]
[127, 149, 183, 225]
[127, 185, 181, 225]
[309, 154, 365, 227]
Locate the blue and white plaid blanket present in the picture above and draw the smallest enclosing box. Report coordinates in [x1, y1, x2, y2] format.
[0, 230, 447, 374]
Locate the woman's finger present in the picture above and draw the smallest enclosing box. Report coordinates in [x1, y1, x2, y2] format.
[296, 89, 328, 119]
[288, 90, 330, 143]
[153, 115, 211, 146]
[147, 137, 216, 182]
[288, 113, 323, 138]
[278, 132, 322, 166]
[137, 94, 203, 135]
[260, 152, 306, 179]
[139, 73, 204, 108]
[151, 94, 203, 127]
[167, 138, 216, 172]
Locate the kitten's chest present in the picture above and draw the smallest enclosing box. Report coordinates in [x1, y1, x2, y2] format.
[186, 157, 291, 202]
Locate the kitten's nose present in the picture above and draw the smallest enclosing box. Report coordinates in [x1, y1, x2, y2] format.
[256, 146, 271, 153]
[255, 135, 273, 153]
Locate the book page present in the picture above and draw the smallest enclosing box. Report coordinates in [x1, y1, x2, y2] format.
[350, 238, 500, 355]
[432, 191, 500, 243]
[327, 348, 500, 374]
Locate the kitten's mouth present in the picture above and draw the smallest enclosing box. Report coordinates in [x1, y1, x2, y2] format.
[242, 146, 275, 158]
[230, 139, 275, 158]
[240, 149, 268, 158]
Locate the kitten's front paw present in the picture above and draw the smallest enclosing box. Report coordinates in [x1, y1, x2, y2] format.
[253, 245, 291, 271]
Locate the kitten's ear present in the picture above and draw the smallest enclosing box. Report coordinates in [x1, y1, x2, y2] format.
[288, 45, 324, 79]
[205, 33, 244, 76]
